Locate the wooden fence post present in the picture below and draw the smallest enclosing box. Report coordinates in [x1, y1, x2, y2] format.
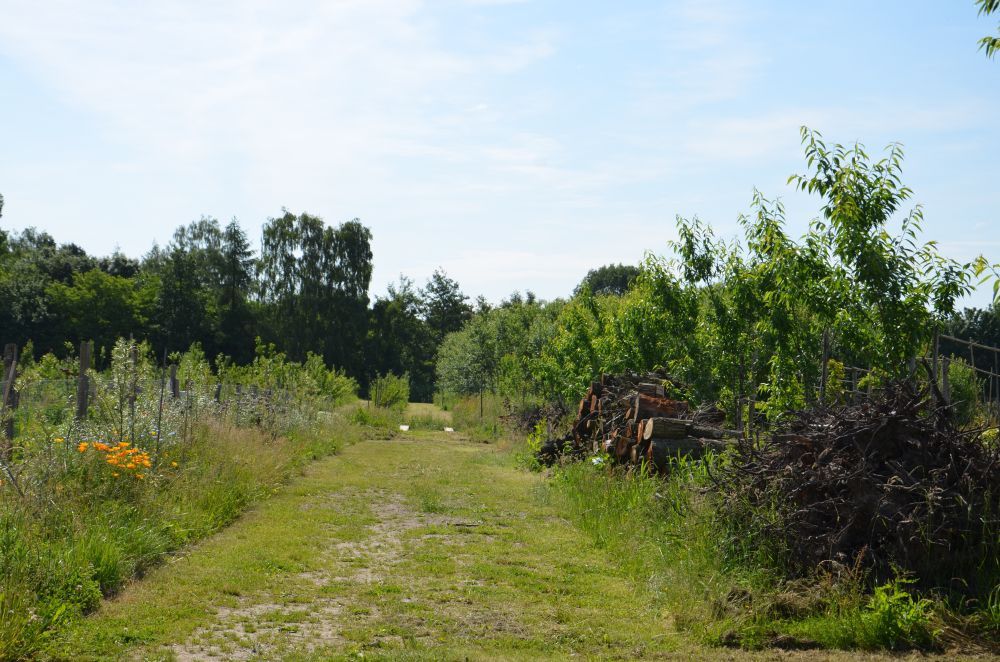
[128, 344, 138, 443]
[931, 331, 939, 394]
[941, 356, 951, 405]
[990, 352, 1000, 420]
[76, 341, 92, 421]
[2, 344, 19, 460]
[819, 329, 830, 404]
[747, 349, 759, 437]
[0, 344, 22, 495]
[169, 365, 179, 399]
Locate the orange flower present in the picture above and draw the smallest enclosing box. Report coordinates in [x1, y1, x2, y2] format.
[77, 442, 89, 452]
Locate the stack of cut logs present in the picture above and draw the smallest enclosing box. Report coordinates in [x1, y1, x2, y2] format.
[540, 371, 739, 470]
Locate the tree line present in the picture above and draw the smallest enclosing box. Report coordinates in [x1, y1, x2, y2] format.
[0, 209, 473, 401]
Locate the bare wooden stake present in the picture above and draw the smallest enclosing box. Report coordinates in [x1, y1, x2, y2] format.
[735, 358, 745, 434]
[169, 365, 179, 399]
[941, 356, 951, 405]
[128, 344, 139, 443]
[930, 331, 940, 405]
[76, 341, 92, 421]
[155, 348, 167, 462]
[2, 344, 19, 461]
[819, 329, 830, 404]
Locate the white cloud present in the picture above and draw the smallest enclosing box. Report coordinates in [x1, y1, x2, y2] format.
[0, 0, 996, 305]
[0, 0, 552, 169]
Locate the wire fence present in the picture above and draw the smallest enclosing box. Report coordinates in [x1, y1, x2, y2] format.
[836, 332, 1000, 425]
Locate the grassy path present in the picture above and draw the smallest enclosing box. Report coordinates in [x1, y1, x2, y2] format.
[48, 431, 949, 661]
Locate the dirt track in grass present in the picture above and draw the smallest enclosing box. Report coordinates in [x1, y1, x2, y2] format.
[47, 430, 983, 661]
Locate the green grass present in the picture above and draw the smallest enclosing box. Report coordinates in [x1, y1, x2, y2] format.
[0, 417, 362, 660]
[548, 454, 1000, 655]
[347, 401, 454, 433]
[44, 432, 688, 660]
[38, 426, 973, 660]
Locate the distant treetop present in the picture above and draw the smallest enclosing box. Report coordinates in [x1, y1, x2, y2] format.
[575, 263, 641, 297]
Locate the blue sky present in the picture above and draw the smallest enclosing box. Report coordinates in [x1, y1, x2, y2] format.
[1, 0, 998, 305]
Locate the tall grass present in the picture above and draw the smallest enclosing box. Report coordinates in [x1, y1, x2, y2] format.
[448, 393, 507, 443]
[0, 417, 359, 659]
[551, 455, 751, 637]
[547, 453, 990, 651]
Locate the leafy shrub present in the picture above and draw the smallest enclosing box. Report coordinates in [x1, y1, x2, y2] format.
[515, 421, 546, 471]
[946, 357, 981, 426]
[824, 359, 847, 404]
[369, 372, 409, 412]
[858, 578, 936, 650]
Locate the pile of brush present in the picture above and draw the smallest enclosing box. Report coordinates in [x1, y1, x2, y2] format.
[538, 371, 738, 470]
[718, 382, 1000, 591]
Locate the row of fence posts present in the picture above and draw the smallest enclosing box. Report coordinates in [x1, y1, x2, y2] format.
[2, 343, 20, 463]
[830, 330, 1000, 417]
[934, 331, 1000, 422]
[1, 341, 192, 452]
[730, 327, 1000, 438]
[0, 341, 287, 497]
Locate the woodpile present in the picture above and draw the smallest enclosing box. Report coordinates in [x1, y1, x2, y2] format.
[716, 382, 1000, 591]
[538, 371, 739, 470]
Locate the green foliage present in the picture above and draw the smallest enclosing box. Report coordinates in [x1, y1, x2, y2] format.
[516, 421, 547, 471]
[550, 453, 747, 640]
[858, 579, 936, 650]
[548, 451, 959, 651]
[348, 405, 401, 430]
[983, 584, 1000, 636]
[947, 358, 982, 426]
[574, 263, 641, 296]
[258, 211, 372, 376]
[217, 339, 357, 408]
[437, 294, 560, 404]
[438, 128, 987, 424]
[46, 269, 150, 353]
[0, 209, 490, 402]
[369, 372, 409, 411]
[0, 346, 358, 658]
[448, 393, 506, 443]
[367, 277, 437, 402]
[421, 268, 472, 345]
[824, 359, 847, 405]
